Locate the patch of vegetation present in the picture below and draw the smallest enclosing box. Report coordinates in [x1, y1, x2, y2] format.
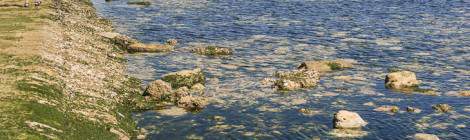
[24, 101, 119, 140]
[162, 72, 206, 89]
[0, 35, 23, 41]
[327, 62, 342, 70]
[16, 78, 64, 99]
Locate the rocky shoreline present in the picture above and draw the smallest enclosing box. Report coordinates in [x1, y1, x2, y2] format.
[0, 0, 143, 139]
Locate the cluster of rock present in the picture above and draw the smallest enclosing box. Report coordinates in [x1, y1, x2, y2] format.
[261, 59, 356, 91]
[144, 68, 208, 110]
[99, 32, 177, 53]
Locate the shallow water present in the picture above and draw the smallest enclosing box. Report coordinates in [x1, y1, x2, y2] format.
[92, 0, 469, 139]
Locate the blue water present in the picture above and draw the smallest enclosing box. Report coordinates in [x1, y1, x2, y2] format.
[92, 0, 469, 139]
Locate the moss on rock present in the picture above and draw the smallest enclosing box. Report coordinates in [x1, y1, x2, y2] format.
[161, 68, 205, 89]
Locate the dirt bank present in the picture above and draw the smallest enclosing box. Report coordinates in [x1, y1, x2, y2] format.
[0, 0, 141, 139]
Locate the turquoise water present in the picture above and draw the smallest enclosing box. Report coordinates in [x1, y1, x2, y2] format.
[92, 0, 469, 139]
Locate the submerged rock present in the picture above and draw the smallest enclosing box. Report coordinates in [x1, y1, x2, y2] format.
[385, 71, 421, 89]
[127, 0, 151, 5]
[406, 106, 422, 113]
[161, 68, 205, 89]
[432, 104, 452, 113]
[329, 129, 368, 138]
[333, 110, 367, 129]
[297, 59, 355, 73]
[191, 46, 233, 56]
[274, 69, 320, 90]
[412, 133, 440, 140]
[374, 105, 400, 113]
[144, 80, 173, 101]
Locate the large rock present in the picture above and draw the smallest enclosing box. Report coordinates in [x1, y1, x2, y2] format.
[161, 68, 205, 89]
[413, 133, 440, 140]
[127, 43, 174, 53]
[298, 59, 355, 73]
[274, 69, 320, 90]
[191, 46, 233, 56]
[385, 71, 421, 89]
[144, 80, 173, 101]
[333, 110, 368, 129]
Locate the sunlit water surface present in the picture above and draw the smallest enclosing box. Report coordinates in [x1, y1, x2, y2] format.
[92, 0, 469, 139]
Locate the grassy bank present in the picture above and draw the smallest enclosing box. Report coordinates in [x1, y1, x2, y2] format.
[0, 0, 142, 139]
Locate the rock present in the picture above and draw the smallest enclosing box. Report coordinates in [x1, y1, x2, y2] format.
[374, 105, 400, 113]
[99, 32, 138, 48]
[260, 78, 276, 87]
[274, 69, 320, 90]
[212, 115, 225, 122]
[162, 68, 205, 89]
[460, 90, 470, 96]
[166, 39, 178, 46]
[176, 96, 208, 110]
[127, 0, 151, 5]
[385, 71, 421, 89]
[363, 102, 375, 107]
[333, 110, 367, 129]
[406, 106, 422, 113]
[173, 87, 190, 101]
[127, 43, 174, 53]
[413, 133, 440, 140]
[432, 104, 452, 113]
[190, 83, 205, 94]
[274, 79, 302, 91]
[298, 59, 355, 73]
[144, 80, 172, 101]
[191, 46, 233, 56]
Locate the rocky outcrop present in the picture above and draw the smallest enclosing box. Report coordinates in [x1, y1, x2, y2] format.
[274, 69, 320, 90]
[144, 80, 173, 101]
[127, 43, 174, 53]
[99, 32, 138, 49]
[191, 46, 233, 56]
[333, 110, 367, 129]
[385, 71, 420, 89]
[162, 68, 206, 89]
[413, 133, 440, 140]
[432, 104, 452, 113]
[298, 59, 355, 73]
